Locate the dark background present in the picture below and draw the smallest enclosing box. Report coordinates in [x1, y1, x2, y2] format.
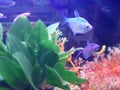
[67, 0, 120, 46]
[0, 0, 120, 46]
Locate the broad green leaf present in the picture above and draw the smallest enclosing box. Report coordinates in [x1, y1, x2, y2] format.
[54, 63, 87, 85]
[38, 40, 59, 68]
[58, 48, 75, 64]
[0, 74, 3, 81]
[0, 23, 3, 41]
[38, 49, 59, 68]
[58, 48, 82, 64]
[12, 52, 38, 90]
[0, 56, 28, 90]
[29, 20, 48, 48]
[0, 41, 7, 56]
[0, 24, 7, 56]
[6, 34, 35, 65]
[40, 40, 59, 53]
[32, 65, 42, 87]
[8, 16, 32, 41]
[0, 87, 10, 90]
[45, 65, 70, 90]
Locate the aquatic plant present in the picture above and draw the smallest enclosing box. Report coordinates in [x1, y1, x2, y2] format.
[80, 47, 120, 90]
[0, 16, 87, 90]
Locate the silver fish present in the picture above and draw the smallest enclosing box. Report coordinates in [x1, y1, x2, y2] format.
[77, 43, 100, 59]
[64, 10, 93, 36]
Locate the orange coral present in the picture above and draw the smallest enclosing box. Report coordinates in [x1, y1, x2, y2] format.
[80, 47, 120, 90]
[67, 55, 81, 77]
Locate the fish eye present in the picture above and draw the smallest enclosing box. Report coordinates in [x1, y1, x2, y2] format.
[86, 26, 89, 29]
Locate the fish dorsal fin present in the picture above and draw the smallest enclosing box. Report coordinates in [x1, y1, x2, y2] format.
[74, 10, 80, 17]
[58, 12, 69, 27]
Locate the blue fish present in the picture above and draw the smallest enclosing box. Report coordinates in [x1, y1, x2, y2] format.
[76, 43, 100, 60]
[64, 10, 93, 36]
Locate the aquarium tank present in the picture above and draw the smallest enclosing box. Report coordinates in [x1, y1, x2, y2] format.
[0, 0, 120, 90]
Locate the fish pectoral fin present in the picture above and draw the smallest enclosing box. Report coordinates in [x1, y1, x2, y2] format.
[73, 32, 83, 36]
[72, 32, 77, 36]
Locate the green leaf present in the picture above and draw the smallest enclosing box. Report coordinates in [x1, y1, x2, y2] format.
[12, 52, 38, 90]
[38, 49, 59, 68]
[58, 48, 75, 64]
[29, 20, 48, 48]
[58, 48, 82, 64]
[8, 16, 32, 41]
[6, 34, 35, 65]
[0, 23, 7, 56]
[38, 40, 59, 68]
[0, 87, 10, 90]
[32, 65, 42, 87]
[0, 74, 3, 81]
[0, 56, 28, 90]
[0, 23, 3, 41]
[45, 65, 70, 90]
[40, 40, 59, 53]
[0, 41, 7, 56]
[54, 63, 87, 85]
